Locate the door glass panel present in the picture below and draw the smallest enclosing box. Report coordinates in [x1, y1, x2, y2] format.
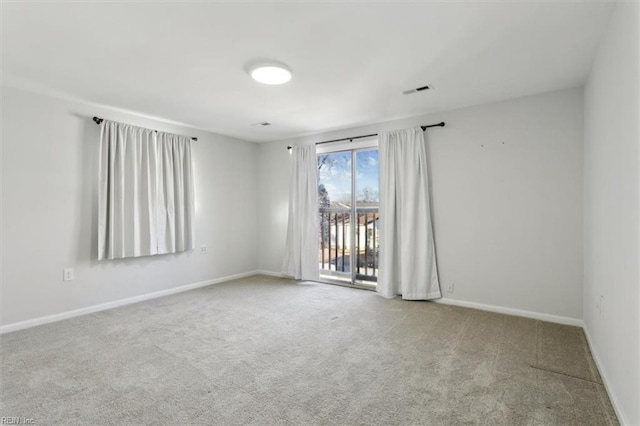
[355, 150, 379, 205]
[355, 150, 379, 283]
[318, 151, 351, 208]
[318, 152, 352, 279]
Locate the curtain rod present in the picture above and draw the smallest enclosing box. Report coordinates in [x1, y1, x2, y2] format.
[92, 117, 198, 141]
[286, 121, 445, 150]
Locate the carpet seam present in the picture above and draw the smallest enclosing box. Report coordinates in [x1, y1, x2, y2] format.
[528, 364, 603, 385]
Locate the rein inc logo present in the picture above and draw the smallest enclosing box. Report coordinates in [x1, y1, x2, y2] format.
[1, 418, 35, 425]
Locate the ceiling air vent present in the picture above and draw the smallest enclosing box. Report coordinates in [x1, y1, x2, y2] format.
[253, 122, 272, 127]
[402, 85, 430, 95]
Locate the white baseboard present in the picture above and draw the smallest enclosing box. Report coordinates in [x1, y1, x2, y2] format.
[433, 297, 584, 327]
[1, 270, 581, 332]
[254, 272, 583, 327]
[582, 325, 628, 425]
[0, 270, 260, 335]
[254, 270, 285, 278]
[254, 271, 583, 326]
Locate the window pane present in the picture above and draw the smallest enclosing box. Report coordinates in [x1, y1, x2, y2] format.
[355, 149, 379, 206]
[317, 151, 352, 209]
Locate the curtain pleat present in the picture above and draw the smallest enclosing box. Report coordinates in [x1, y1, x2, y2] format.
[378, 127, 441, 300]
[98, 121, 194, 260]
[282, 144, 320, 281]
[157, 132, 195, 255]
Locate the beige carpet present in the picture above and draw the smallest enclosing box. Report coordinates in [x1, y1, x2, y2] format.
[1, 275, 618, 425]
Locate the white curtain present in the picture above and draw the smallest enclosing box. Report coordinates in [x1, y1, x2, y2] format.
[98, 120, 195, 260]
[281, 144, 319, 281]
[377, 127, 441, 300]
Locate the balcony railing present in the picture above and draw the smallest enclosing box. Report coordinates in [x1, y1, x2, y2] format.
[318, 207, 379, 283]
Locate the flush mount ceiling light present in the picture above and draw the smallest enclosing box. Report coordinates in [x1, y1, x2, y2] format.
[249, 63, 293, 85]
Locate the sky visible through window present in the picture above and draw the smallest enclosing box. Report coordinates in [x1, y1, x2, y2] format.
[318, 149, 378, 207]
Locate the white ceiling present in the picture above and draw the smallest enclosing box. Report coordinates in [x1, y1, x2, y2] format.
[2, 1, 614, 143]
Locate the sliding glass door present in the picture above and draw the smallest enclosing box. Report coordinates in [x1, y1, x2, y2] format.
[317, 142, 379, 288]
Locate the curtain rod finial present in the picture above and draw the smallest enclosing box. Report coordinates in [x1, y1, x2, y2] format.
[93, 117, 103, 125]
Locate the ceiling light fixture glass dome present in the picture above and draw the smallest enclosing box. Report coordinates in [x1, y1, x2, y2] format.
[250, 64, 293, 85]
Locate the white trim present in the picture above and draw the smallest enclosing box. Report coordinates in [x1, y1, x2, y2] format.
[0, 271, 259, 335]
[582, 325, 628, 425]
[257, 273, 583, 326]
[255, 270, 285, 278]
[432, 297, 584, 327]
[256, 272, 584, 326]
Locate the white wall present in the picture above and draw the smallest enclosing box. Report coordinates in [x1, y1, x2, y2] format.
[583, 2, 640, 425]
[259, 87, 584, 321]
[1, 86, 259, 327]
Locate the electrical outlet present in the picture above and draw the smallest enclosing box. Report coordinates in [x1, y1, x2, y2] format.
[63, 268, 74, 281]
[447, 283, 454, 293]
[200, 245, 208, 254]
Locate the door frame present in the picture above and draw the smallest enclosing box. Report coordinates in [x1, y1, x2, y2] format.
[317, 137, 379, 288]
